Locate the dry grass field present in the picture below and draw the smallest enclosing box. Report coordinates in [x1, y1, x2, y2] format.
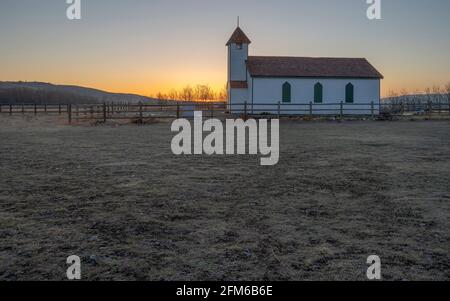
[0, 115, 449, 280]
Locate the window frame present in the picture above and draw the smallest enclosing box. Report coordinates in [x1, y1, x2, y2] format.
[282, 82, 292, 103]
[345, 83, 354, 103]
[314, 82, 323, 103]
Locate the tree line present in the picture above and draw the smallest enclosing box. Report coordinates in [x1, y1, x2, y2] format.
[0, 84, 228, 105]
[151, 84, 227, 102]
[384, 82, 450, 105]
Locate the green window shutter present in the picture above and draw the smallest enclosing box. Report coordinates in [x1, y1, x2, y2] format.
[346, 83, 354, 103]
[282, 82, 291, 103]
[314, 83, 323, 103]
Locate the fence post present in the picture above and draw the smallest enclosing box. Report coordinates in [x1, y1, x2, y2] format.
[139, 102, 143, 123]
[428, 100, 432, 116]
[34, 104, 37, 115]
[210, 103, 214, 118]
[68, 104, 72, 124]
[277, 101, 281, 119]
[103, 103, 107, 122]
[59, 104, 62, 114]
[448, 98, 450, 116]
[340, 101, 344, 120]
[176, 102, 180, 119]
[371, 101, 375, 119]
[44, 104, 47, 114]
[244, 101, 248, 119]
[9, 104, 12, 115]
[22, 104, 25, 114]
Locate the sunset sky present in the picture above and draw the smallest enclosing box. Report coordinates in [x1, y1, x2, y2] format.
[1, 0, 450, 97]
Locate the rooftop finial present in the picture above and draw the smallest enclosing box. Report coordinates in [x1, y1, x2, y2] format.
[237, 16, 240, 27]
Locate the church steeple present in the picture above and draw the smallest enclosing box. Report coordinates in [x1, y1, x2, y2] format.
[227, 23, 250, 100]
[226, 27, 251, 46]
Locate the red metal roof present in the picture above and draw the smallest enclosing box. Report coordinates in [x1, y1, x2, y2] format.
[226, 27, 252, 46]
[247, 56, 383, 79]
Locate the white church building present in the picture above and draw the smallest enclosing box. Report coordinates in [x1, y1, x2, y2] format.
[227, 26, 384, 115]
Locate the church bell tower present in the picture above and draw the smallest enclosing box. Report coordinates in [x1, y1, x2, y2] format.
[227, 23, 251, 104]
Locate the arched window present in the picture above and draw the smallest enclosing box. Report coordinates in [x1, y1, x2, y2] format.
[282, 82, 291, 103]
[346, 83, 354, 103]
[314, 83, 323, 103]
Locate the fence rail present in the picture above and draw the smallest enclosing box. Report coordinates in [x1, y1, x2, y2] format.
[0, 100, 449, 123]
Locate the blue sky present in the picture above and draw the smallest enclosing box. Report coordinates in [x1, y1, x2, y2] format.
[1, 0, 449, 96]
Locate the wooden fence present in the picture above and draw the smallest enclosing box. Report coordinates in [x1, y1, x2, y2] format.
[0, 100, 449, 123]
[0, 102, 228, 123]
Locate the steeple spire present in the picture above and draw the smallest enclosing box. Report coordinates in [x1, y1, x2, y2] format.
[226, 26, 251, 46]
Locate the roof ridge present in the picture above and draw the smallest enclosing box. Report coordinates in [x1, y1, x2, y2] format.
[249, 55, 368, 60]
[246, 56, 383, 79]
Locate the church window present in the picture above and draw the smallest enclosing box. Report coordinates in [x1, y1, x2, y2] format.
[314, 83, 323, 103]
[282, 82, 291, 103]
[346, 83, 354, 103]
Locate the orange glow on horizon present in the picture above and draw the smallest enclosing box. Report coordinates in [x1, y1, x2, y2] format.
[1, 56, 448, 99]
[2, 76, 447, 99]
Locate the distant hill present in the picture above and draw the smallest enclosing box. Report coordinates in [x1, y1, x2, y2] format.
[0, 81, 160, 105]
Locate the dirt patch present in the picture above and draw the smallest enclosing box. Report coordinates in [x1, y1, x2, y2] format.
[0, 116, 449, 280]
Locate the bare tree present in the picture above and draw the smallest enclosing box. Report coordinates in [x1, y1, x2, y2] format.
[152, 83, 229, 103]
[400, 89, 409, 103]
[156, 92, 167, 100]
[217, 84, 228, 101]
[179, 85, 194, 102]
[194, 84, 213, 102]
[387, 90, 399, 104]
[432, 85, 441, 104]
[424, 87, 432, 104]
[388, 90, 397, 98]
[445, 82, 450, 101]
[167, 89, 179, 101]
